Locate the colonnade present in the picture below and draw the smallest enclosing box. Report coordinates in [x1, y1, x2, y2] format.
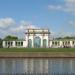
[3, 41, 24, 48]
[50, 40, 75, 48]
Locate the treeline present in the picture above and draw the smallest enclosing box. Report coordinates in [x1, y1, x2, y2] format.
[3, 35, 18, 40]
[56, 36, 75, 40]
[0, 35, 18, 48]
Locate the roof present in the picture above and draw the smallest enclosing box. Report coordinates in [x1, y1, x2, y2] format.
[3, 39, 25, 41]
[51, 39, 75, 41]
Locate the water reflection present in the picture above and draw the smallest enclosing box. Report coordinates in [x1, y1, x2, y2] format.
[0, 58, 75, 74]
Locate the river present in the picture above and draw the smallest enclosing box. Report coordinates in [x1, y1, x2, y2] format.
[0, 58, 75, 75]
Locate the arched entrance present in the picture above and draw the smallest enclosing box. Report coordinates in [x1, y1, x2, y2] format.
[43, 39, 47, 47]
[28, 39, 32, 48]
[34, 37, 41, 48]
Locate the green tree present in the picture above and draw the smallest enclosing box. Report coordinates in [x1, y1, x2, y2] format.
[4, 35, 18, 40]
[56, 37, 62, 40]
[56, 36, 75, 39]
[0, 38, 3, 48]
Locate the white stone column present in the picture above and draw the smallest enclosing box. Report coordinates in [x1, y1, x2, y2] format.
[60, 41, 63, 47]
[25, 34, 29, 47]
[13, 41, 15, 47]
[40, 36, 43, 47]
[45, 34, 49, 48]
[32, 35, 34, 48]
[70, 41, 73, 47]
[23, 41, 26, 47]
[50, 41, 52, 47]
[3, 41, 6, 48]
[47, 38, 49, 47]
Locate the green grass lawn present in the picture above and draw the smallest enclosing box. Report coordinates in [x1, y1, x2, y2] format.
[0, 48, 75, 52]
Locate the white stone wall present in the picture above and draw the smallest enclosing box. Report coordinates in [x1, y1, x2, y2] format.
[69, 41, 72, 47]
[25, 34, 29, 47]
[26, 33, 49, 48]
[23, 41, 27, 47]
[49, 40, 75, 48]
[49, 41, 52, 47]
[13, 41, 15, 47]
[3, 41, 6, 48]
[60, 41, 63, 47]
[2, 39, 75, 48]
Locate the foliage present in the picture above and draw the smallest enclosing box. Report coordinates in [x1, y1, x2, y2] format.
[56, 36, 75, 39]
[4, 35, 18, 40]
[0, 38, 3, 48]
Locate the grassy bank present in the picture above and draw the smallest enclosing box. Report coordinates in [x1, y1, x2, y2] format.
[0, 48, 75, 52]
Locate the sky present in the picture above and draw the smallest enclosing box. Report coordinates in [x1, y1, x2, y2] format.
[0, 0, 75, 38]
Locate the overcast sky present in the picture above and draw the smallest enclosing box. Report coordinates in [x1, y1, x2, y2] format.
[0, 0, 75, 38]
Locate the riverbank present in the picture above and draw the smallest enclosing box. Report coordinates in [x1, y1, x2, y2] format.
[0, 52, 75, 58]
[0, 48, 75, 52]
[0, 48, 75, 58]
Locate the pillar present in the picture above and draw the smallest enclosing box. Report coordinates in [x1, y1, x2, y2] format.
[70, 41, 73, 47]
[40, 36, 43, 47]
[60, 41, 63, 47]
[25, 34, 29, 47]
[13, 41, 15, 47]
[32, 35, 34, 48]
[50, 41, 52, 47]
[3, 41, 6, 48]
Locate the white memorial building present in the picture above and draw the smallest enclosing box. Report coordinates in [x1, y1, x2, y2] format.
[3, 29, 50, 48]
[2, 28, 75, 48]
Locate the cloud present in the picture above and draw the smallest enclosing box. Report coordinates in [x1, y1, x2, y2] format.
[48, 5, 62, 10]
[0, 17, 39, 38]
[20, 21, 38, 29]
[68, 21, 75, 27]
[10, 25, 24, 32]
[48, 0, 75, 15]
[0, 18, 15, 28]
[65, 0, 75, 2]
[63, 0, 75, 14]
[10, 20, 39, 32]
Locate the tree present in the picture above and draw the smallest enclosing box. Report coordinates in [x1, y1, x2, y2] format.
[56, 36, 75, 39]
[56, 37, 62, 40]
[63, 36, 75, 39]
[4, 35, 18, 40]
[0, 38, 3, 48]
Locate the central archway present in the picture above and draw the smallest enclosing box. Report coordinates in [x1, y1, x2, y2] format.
[34, 37, 41, 48]
[28, 39, 32, 48]
[43, 39, 47, 47]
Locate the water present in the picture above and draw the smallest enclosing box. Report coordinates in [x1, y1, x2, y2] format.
[0, 58, 75, 75]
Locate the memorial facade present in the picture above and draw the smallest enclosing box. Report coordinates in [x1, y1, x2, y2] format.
[2, 28, 75, 48]
[25, 29, 50, 48]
